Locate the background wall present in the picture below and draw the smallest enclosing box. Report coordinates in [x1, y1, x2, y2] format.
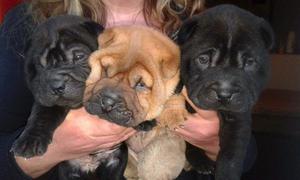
[268, 55, 300, 90]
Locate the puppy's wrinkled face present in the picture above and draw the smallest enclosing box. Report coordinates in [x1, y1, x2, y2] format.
[178, 5, 274, 112]
[84, 26, 180, 127]
[86, 67, 154, 127]
[25, 16, 103, 108]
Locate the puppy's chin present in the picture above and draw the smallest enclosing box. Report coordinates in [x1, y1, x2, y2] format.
[35, 89, 83, 108]
[32, 80, 85, 108]
[35, 94, 59, 107]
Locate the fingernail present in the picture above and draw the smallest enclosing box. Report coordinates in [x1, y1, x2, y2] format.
[179, 124, 185, 129]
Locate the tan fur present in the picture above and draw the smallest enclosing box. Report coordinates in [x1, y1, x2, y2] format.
[84, 25, 188, 180]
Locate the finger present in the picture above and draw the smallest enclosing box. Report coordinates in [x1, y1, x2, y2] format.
[87, 116, 134, 136]
[96, 141, 121, 149]
[109, 126, 136, 136]
[182, 88, 218, 120]
[96, 130, 136, 149]
[182, 90, 198, 113]
[173, 124, 216, 141]
[174, 116, 202, 134]
[180, 114, 220, 133]
[173, 130, 198, 145]
[94, 126, 135, 141]
[116, 130, 136, 143]
[182, 87, 201, 113]
[173, 126, 194, 138]
[95, 126, 136, 139]
[93, 128, 135, 145]
[174, 130, 217, 150]
[114, 128, 136, 140]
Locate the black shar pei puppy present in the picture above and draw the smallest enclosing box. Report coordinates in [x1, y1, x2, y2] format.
[11, 15, 127, 180]
[177, 5, 274, 180]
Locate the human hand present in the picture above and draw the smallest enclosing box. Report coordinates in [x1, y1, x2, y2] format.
[15, 107, 135, 178]
[174, 88, 220, 161]
[51, 107, 136, 160]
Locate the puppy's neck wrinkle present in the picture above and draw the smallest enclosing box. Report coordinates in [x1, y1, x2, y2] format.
[134, 119, 157, 131]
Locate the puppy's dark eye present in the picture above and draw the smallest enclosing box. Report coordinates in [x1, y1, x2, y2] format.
[73, 51, 87, 61]
[197, 55, 210, 64]
[195, 54, 210, 66]
[243, 54, 256, 67]
[135, 80, 148, 91]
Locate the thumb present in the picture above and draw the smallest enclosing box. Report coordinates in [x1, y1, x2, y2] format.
[182, 87, 218, 120]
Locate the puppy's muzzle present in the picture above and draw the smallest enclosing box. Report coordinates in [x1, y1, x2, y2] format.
[48, 72, 69, 95]
[49, 79, 65, 95]
[85, 89, 133, 126]
[206, 81, 241, 104]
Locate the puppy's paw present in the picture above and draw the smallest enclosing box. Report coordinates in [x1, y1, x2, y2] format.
[159, 107, 187, 130]
[158, 94, 187, 130]
[186, 143, 215, 175]
[11, 133, 52, 158]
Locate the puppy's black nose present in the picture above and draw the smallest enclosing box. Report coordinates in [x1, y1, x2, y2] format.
[50, 80, 65, 95]
[100, 96, 116, 112]
[216, 90, 233, 102]
[208, 81, 240, 103]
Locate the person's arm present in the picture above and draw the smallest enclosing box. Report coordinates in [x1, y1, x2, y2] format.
[0, 4, 136, 179]
[174, 88, 220, 160]
[0, 131, 32, 180]
[14, 108, 136, 178]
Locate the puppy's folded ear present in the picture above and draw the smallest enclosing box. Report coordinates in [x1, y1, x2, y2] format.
[177, 17, 198, 44]
[98, 29, 115, 48]
[84, 50, 104, 103]
[258, 19, 275, 50]
[81, 21, 104, 36]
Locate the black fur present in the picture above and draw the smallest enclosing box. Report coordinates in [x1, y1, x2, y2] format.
[11, 15, 126, 180]
[177, 5, 274, 180]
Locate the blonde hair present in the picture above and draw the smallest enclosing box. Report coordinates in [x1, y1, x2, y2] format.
[28, 0, 205, 33]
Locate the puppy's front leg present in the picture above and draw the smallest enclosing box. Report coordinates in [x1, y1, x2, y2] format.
[11, 103, 68, 158]
[96, 143, 128, 180]
[215, 112, 252, 180]
[158, 94, 187, 130]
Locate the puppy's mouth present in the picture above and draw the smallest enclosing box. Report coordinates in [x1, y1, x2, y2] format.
[34, 81, 85, 108]
[84, 91, 137, 127]
[188, 82, 251, 113]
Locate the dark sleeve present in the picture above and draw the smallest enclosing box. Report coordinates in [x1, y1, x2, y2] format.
[0, 3, 35, 179]
[0, 129, 32, 180]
